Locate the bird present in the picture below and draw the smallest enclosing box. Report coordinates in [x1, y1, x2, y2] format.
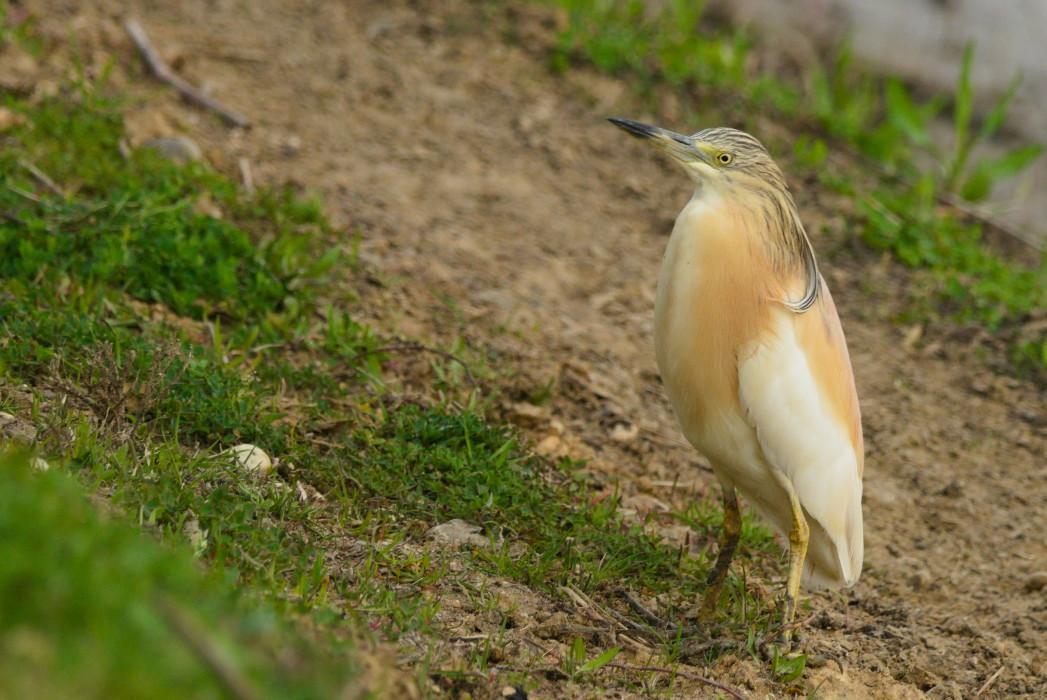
[608, 117, 864, 633]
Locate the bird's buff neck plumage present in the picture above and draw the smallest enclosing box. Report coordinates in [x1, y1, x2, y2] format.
[691, 179, 820, 313]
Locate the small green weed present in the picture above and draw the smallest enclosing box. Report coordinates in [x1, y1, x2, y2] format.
[550, 0, 750, 91]
[564, 637, 621, 681]
[942, 44, 1044, 201]
[769, 646, 806, 684]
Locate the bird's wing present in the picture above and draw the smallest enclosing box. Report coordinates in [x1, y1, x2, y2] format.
[738, 279, 864, 587]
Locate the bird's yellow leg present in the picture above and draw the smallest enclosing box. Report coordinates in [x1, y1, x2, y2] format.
[781, 483, 810, 639]
[699, 485, 741, 621]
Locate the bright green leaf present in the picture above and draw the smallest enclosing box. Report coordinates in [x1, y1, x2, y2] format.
[978, 74, 1022, 141]
[579, 646, 621, 674]
[961, 145, 1045, 201]
[885, 78, 933, 149]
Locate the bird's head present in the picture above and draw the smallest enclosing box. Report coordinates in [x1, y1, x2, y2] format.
[607, 118, 789, 196]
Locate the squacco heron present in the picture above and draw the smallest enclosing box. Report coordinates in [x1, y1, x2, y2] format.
[609, 118, 864, 632]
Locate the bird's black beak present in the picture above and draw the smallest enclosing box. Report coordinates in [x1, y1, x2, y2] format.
[606, 117, 711, 166]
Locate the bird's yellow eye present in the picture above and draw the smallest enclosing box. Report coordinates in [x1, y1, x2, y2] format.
[717, 152, 734, 165]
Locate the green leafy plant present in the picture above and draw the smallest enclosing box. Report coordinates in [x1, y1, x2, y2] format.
[550, 0, 750, 89]
[943, 45, 1044, 201]
[564, 637, 621, 680]
[769, 646, 806, 684]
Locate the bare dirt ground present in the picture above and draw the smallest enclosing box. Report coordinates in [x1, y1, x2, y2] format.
[14, 0, 1047, 697]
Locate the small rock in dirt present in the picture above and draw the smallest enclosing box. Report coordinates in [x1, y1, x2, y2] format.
[924, 681, 963, 700]
[1016, 408, 1046, 427]
[920, 341, 945, 358]
[535, 434, 562, 457]
[29, 457, 50, 472]
[427, 519, 490, 549]
[610, 422, 639, 443]
[1023, 571, 1047, 592]
[967, 378, 991, 396]
[143, 137, 203, 164]
[0, 46, 39, 91]
[938, 480, 964, 497]
[622, 493, 669, 514]
[812, 610, 846, 630]
[908, 568, 933, 591]
[365, 17, 398, 39]
[280, 134, 302, 157]
[901, 664, 942, 690]
[945, 618, 981, 638]
[507, 402, 547, 428]
[501, 686, 528, 700]
[902, 323, 923, 350]
[861, 652, 886, 672]
[0, 411, 37, 443]
[225, 444, 274, 476]
[295, 480, 326, 502]
[0, 107, 27, 131]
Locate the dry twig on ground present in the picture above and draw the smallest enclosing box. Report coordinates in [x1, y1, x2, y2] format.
[604, 663, 748, 700]
[124, 18, 249, 128]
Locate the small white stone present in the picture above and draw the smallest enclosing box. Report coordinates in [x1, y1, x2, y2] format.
[427, 519, 490, 549]
[610, 422, 639, 443]
[535, 435, 562, 457]
[29, 457, 50, 472]
[142, 136, 203, 164]
[507, 402, 547, 428]
[225, 444, 273, 475]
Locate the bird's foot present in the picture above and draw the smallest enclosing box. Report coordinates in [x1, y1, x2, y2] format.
[757, 630, 802, 661]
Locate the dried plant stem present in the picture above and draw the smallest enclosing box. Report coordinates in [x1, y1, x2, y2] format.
[125, 18, 249, 127]
[604, 663, 748, 700]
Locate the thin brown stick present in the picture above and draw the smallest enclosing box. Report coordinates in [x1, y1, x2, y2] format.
[601, 604, 661, 633]
[448, 634, 490, 642]
[758, 611, 817, 648]
[19, 159, 64, 198]
[124, 18, 249, 127]
[678, 637, 745, 659]
[604, 663, 748, 700]
[354, 341, 477, 386]
[518, 634, 555, 660]
[975, 665, 1004, 696]
[622, 590, 667, 627]
[428, 668, 489, 683]
[621, 590, 705, 638]
[154, 597, 263, 700]
[533, 623, 614, 644]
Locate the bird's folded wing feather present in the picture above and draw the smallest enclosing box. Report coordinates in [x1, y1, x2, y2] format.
[737, 281, 864, 586]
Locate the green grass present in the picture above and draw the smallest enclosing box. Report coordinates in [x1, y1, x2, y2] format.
[1, 93, 338, 327]
[0, 450, 362, 699]
[0, 65, 783, 696]
[543, 0, 1047, 370]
